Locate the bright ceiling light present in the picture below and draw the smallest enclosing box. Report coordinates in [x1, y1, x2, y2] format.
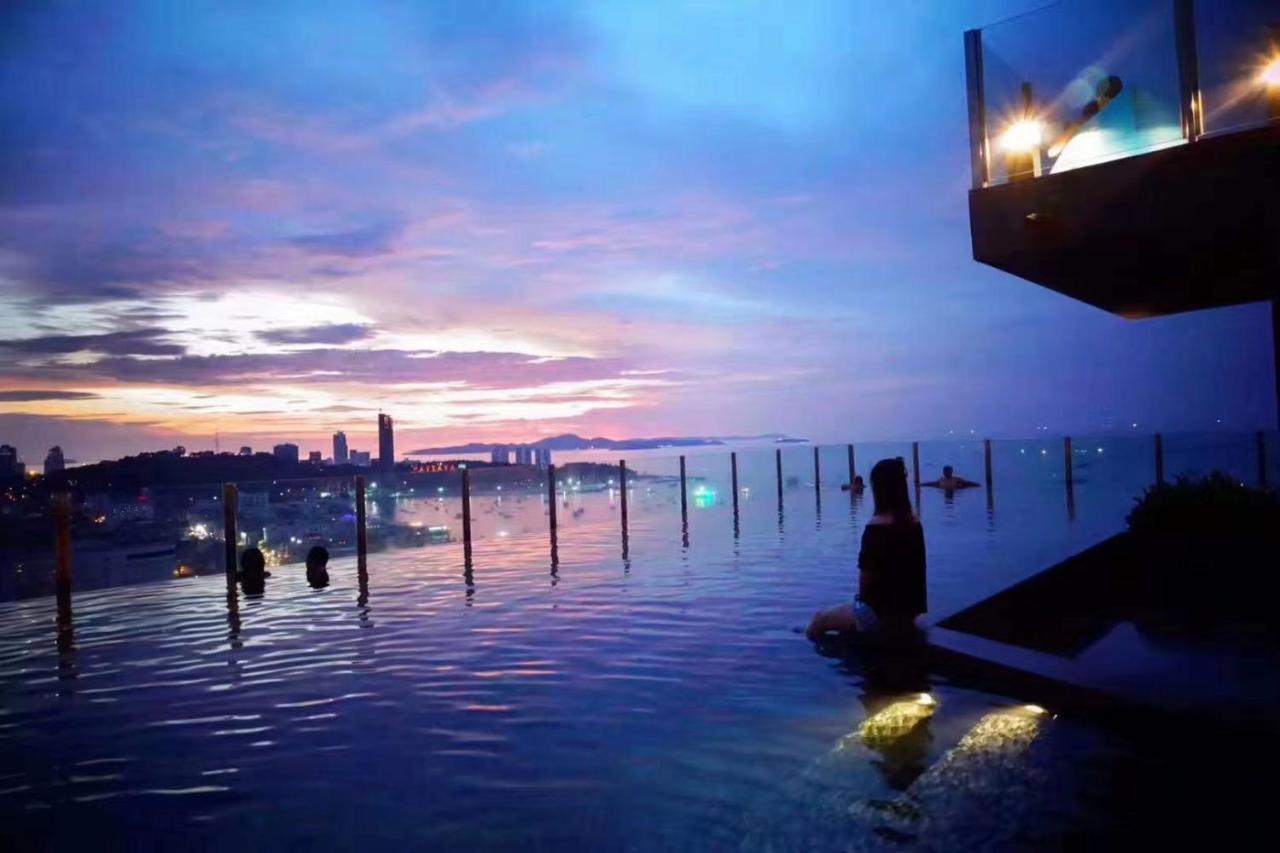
[1000, 118, 1043, 152]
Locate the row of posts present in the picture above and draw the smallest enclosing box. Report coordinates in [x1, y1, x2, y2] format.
[46, 432, 1272, 608]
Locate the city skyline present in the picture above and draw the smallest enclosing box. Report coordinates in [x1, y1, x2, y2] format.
[1, 0, 1276, 466]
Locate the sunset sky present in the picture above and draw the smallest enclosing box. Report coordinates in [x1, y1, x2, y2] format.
[1, 0, 1275, 464]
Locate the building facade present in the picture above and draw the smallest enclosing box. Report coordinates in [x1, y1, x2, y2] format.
[0, 444, 17, 478]
[333, 431, 348, 464]
[273, 443, 300, 464]
[44, 445, 65, 476]
[377, 414, 395, 471]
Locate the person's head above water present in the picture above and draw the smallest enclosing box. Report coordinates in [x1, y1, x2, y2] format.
[870, 457, 913, 522]
[942, 465, 954, 479]
[239, 547, 266, 576]
[306, 545, 329, 571]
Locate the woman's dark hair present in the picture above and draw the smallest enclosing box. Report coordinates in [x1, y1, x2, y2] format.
[239, 547, 266, 574]
[870, 457, 913, 522]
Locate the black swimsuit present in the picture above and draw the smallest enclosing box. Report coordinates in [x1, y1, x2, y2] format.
[858, 521, 927, 625]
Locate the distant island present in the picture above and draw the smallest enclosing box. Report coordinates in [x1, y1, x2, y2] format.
[407, 432, 802, 455]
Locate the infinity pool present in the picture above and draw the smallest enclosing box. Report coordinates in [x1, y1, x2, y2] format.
[0, 476, 1246, 849]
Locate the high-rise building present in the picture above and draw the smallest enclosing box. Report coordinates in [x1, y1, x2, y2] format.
[0, 444, 18, 478]
[273, 443, 300, 464]
[514, 445, 533, 466]
[333, 431, 349, 464]
[44, 445, 65, 476]
[490, 445, 508, 465]
[378, 414, 395, 471]
[350, 450, 371, 467]
[533, 447, 552, 469]
[308, 450, 322, 464]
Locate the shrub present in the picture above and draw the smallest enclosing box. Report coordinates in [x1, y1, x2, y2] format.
[1127, 472, 1280, 538]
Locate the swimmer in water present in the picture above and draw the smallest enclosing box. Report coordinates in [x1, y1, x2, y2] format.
[921, 465, 979, 490]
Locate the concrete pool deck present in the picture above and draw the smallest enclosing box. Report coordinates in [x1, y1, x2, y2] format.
[924, 534, 1280, 732]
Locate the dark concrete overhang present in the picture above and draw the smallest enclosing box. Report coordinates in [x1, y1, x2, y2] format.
[968, 124, 1280, 318]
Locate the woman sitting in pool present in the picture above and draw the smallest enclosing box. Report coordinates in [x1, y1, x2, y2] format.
[806, 457, 927, 639]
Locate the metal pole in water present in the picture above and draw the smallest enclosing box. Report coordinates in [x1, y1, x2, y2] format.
[813, 446, 821, 494]
[730, 452, 739, 518]
[1154, 433, 1165, 486]
[1256, 431, 1267, 488]
[847, 443, 856, 485]
[679, 455, 688, 516]
[461, 467, 473, 563]
[222, 482, 238, 589]
[775, 448, 783, 510]
[619, 459, 628, 528]
[1063, 436, 1075, 520]
[53, 492, 73, 611]
[547, 464, 558, 533]
[983, 438, 994, 510]
[912, 441, 921, 486]
[355, 475, 368, 563]
[619, 459, 629, 560]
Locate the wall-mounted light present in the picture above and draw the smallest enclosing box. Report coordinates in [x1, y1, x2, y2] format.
[1000, 118, 1043, 152]
[1262, 54, 1280, 121]
[1000, 117, 1043, 181]
[1259, 55, 1280, 89]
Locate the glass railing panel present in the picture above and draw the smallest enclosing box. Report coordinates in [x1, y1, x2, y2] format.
[850, 441, 915, 484]
[466, 463, 552, 544]
[777, 444, 819, 520]
[0, 481, 231, 601]
[1194, 0, 1280, 137]
[1163, 430, 1268, 486]
[816, 444, 852, 493]
[681, 453, 734, 545]
[979, 0, 1184, 186]
[916, 438, 986, 489]
[233, 476, 359, 572]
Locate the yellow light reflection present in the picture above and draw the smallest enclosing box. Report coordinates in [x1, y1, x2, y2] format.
[850, 693, 937, 750]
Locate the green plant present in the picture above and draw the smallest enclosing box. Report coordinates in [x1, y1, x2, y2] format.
[1126, 472, 1280, 536]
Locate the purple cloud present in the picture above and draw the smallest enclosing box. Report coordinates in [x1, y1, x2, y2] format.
[258, 324, 374, 346]
[1, 329, 183, 357]
[289, 221, 404, 257]
[0, 390, 100, 402]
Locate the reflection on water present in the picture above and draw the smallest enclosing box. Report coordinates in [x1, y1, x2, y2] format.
[0, 439, 1241, 848]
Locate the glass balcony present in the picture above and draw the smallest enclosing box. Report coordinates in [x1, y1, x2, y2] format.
[967, 0, 1280, 188]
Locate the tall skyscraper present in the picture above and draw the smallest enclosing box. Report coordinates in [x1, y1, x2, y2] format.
[514, 445, 532, 466]
[44, 445, 65, 475]
[273, 443, 300, 464]
[0, 444, 18, 478]
[490, 445, 508, 465]
[378, 414, 395, 472]
[333, 431, 348, 464]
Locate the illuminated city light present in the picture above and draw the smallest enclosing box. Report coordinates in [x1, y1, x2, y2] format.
[1000, 118, 1043, 152]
